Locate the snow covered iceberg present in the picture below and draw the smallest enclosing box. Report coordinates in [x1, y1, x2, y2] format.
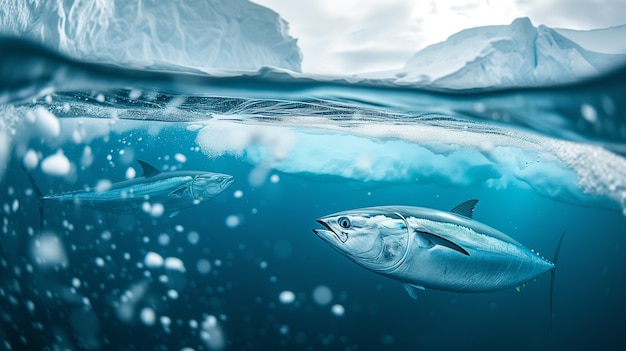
[391, 17, 626, 88]
[0, 0, 302, 72]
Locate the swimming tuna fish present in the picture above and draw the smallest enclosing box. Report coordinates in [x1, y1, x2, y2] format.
[23, 160, 233, 227]
[313, 200, 564, 329]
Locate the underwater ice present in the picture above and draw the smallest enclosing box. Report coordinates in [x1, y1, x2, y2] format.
[194, 118, 626, 213]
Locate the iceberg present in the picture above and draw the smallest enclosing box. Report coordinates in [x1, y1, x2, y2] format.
[389, 18, 626, 88]
[0, 0, 302, 72]
[1, 3, 626, 351]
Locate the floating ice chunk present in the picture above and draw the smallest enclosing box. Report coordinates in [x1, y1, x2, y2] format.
[200, 315, 225, 351]
[225, 215, 241, 228]
[82, 145, 94, 168]
[312, 285, 333, 306]
[279, 290, 295, 304]
[581, 103, 598, 123]
[160, 315, 171, 333]
[187, 231, 200, 245]
[114, 280, 149, 323]
[248, 164, 271, 187]
[94, 257, 105, 267]
[142, 202, 164, 218]
[197, 121, 297, 161]
[196, 259, 211, 274]
[33, 106, 60, 138]
[164, 257, 185, 272]
[126, 167, 136, 179]
[167, 289, 179, 300]
[158, 233, 170, 246]
[32, 233, 68, 267]
[175, 153, 187, 163]
[41, 150, 71, 176]
[144, 252, 164, 268]
[95, 179, 112, 192]
[331, 304, 345, 317]
[140, 307, 156, 326]
[23, 150, 39, 169]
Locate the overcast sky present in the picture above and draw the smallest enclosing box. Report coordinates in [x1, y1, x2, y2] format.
[252, 0, 626, 74]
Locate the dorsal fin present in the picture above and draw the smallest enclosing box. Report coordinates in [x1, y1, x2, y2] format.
[449, 199, 479, 219]
[137, 160, 161, 177]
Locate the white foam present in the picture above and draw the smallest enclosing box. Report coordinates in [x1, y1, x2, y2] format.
[33, 106, 60, 138]
[200, 315, 225, 351]
[81, 145, 94, 168]
[140, 307, 156, 326]
[175, 153, 187, 163]
[164, 257, 185, 272]
[144, 252, 164, 268]
[196, 259, 211, 274]
[41, 150, 71, 177]
[331, 304, 345, 317]
[312, 285, 333, 306]
[31, 233, 68, 267]
[94, 257, 105, 267]
[94, 179, 112, 192]
[160, 315, 171, 332]
[158, 233, 170, 246]
[167, 289, 179, 300]
[278, 290, 295, 304]
[225, 215, 241, 228]
[125, 167, 136, 179]
[187, 231, 200, 245]
[22, 150, 39, 169]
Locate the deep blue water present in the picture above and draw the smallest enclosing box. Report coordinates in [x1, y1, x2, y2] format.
[1, 38, 626, 350]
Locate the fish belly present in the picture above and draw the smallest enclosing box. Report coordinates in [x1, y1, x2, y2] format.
[387, 243, 553, 292]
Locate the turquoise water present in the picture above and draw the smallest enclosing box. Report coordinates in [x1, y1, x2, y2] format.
[1, 38, 626, 350]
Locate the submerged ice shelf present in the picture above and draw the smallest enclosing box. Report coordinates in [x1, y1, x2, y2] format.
[5, 95, 626, 215]
[0, 37, 625, 215]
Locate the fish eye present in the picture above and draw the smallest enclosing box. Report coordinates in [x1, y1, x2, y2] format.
[338, 217, 351, 229]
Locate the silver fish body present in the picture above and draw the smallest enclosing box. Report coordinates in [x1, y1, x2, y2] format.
[25, 160, 233, 220]
[43, 171, 232, 214]
[314, 200, 555, 293]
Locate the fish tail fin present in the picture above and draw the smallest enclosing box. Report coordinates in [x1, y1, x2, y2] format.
[20, 164, 45, 233]
[549, 231, 566, 333]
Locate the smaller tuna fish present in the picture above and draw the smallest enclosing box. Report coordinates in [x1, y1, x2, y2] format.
[313, 200, 565, 331]
[23, 160, 233, 228]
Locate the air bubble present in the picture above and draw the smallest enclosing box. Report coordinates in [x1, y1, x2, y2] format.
[580, 104, 598, 123]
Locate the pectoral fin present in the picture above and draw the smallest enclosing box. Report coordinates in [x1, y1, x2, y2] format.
[403, 283, 425, 299]
[418, 231, 470, 256]
[169, 186, 188, 198]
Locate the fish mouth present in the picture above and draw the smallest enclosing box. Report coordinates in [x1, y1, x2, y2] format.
[313, 219, 348, 243]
